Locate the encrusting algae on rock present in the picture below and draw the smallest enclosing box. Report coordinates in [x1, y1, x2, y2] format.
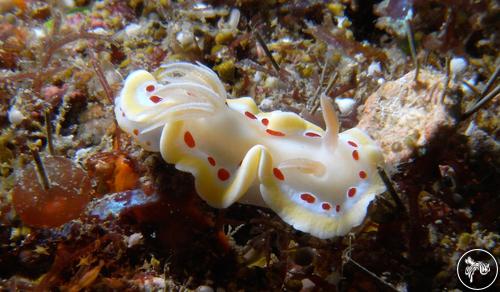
[358, 69, 458, 165]
[115, 62, 386, 239]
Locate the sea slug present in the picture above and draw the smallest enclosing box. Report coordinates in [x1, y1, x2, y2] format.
[115, 62, 386, 239]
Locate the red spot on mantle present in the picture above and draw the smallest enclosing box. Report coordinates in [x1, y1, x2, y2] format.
[146, 85, 155, 92]
[359, 171, 367, 179]
[352, 150, 359, 161]
[322, 203, 331, 210]
[217, 168, 230, 181]
[261, 118, 269, 126]
[300, 193, 315, 204]
[273, 168, 285, 180]
[348, 140, 358, 147]
[348, 188, 357, 197]
[336, 205, 340, 212]
[245, 111, 257, 120]
[150, 95, 162, 103]
[208, 157, 216, 166]
[266, 129, 285, 136]
[184, 131, 195, 148]
[305, 132, 321, 137]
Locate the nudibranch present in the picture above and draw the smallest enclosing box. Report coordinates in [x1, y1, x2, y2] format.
[115, 62, 386, 239]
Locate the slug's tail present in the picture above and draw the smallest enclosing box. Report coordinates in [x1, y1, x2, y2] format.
[257, 148, 385, 239]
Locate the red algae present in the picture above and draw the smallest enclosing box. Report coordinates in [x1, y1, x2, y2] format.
[86, 152, 139, 194]
[12, 156, 92, 228]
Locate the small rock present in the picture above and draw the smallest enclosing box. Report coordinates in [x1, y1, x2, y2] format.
[196, 285, 214, 292]
[62, 0, 75, 8]
[176, 30, 194, 47]
[33, 27, 46, 38]
[142, 276, 165, 290]
[358, 69, 457, 165]
[42, 84, 67, 106]
[301, 278, 316, 292]
[226, 9, 240, 31]
[367, 61, 382, 76]
[335, 97, 356, 114]
[126, 233, 144, 248]
[264, 76, 279, 89]
[450, 57, 467, 76]
[259, 97, 274, 110]
[253, 71, 263, 82]
[8, 107, 25, 125]
[89, 27, 108, 35]
[125, 23, 142, 38]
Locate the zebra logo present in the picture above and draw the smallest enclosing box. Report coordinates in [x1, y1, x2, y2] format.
[457, 249, 498, 290]
[465, 256, 490, 283]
